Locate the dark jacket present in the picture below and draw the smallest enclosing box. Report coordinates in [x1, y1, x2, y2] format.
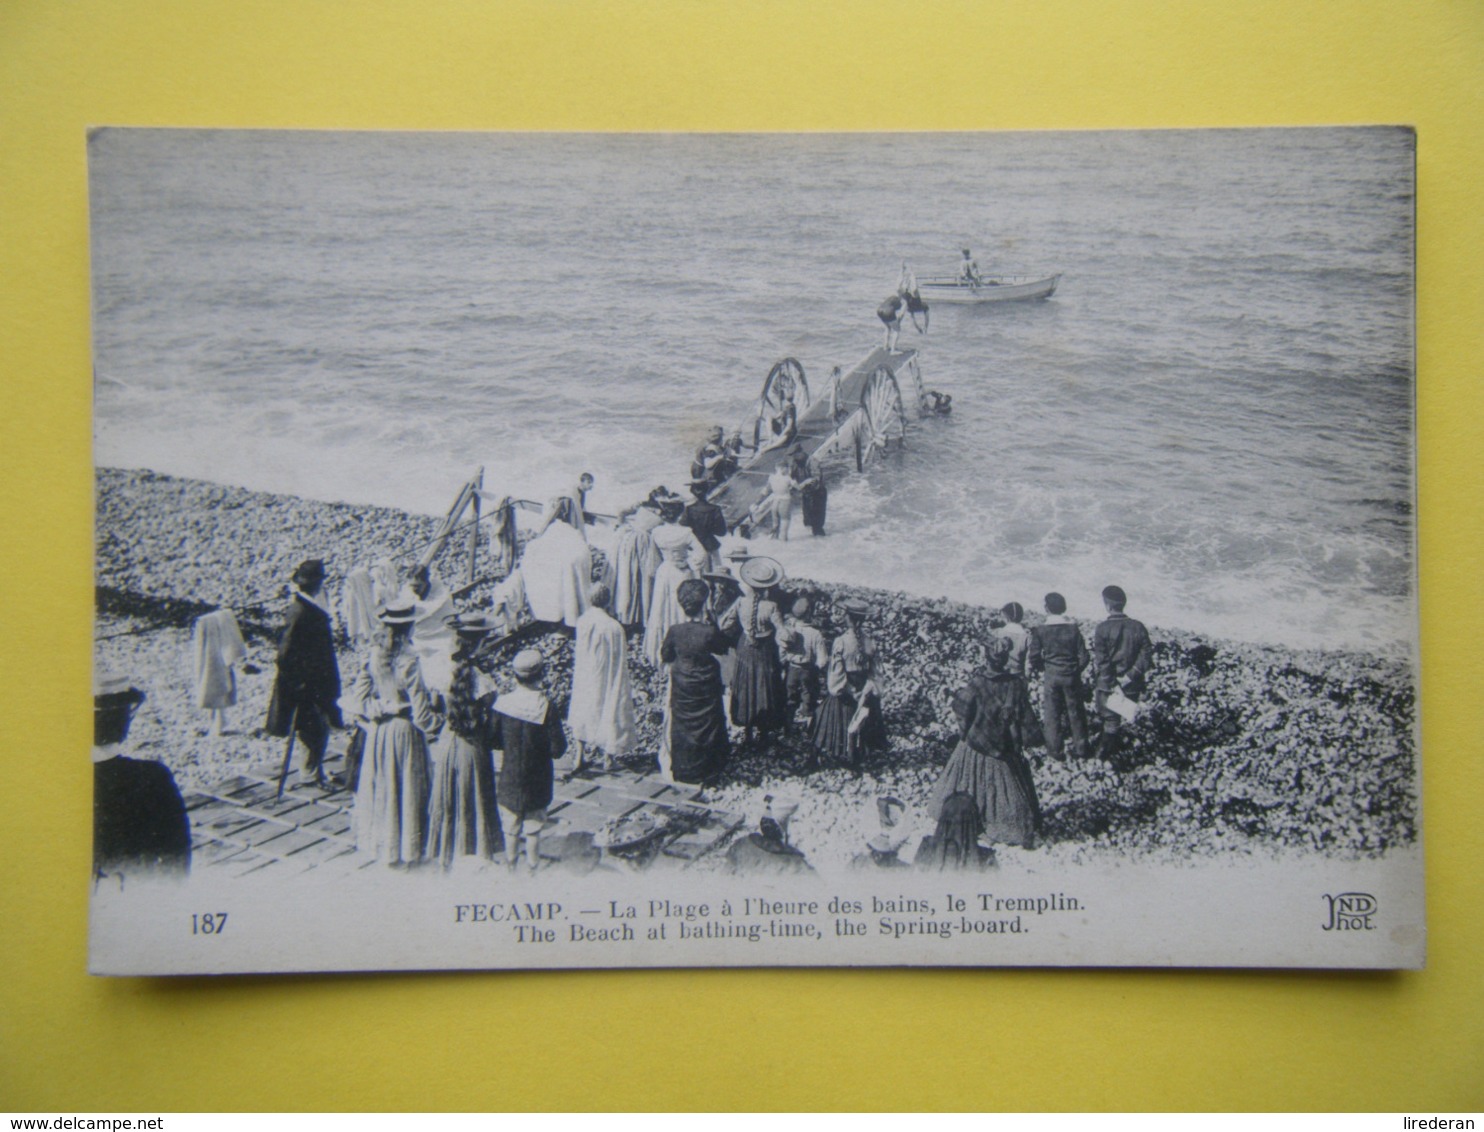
[492, 688, 568, 815]
[682, 500, 729, 553]
[1093, 613, 1152, 694]
[951, 672, 1042, 757]
[94, 755, 191, 878]
[265, 593, 343, 735]
[1028, 620, 1090, 683]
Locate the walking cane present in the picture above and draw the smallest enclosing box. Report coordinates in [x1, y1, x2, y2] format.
[275, 703, 299, 801]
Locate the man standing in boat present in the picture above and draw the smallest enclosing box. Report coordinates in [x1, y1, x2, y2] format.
[958, 247, 983, 286]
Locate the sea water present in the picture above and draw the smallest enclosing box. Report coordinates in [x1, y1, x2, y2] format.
[89, 128, 1415, 655]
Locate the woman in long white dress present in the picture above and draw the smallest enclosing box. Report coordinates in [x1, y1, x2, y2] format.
[608, 505, 662, 629]
[190, 608, 247, 735]
[643, 523, 700, 669]
[567, 583, 636, 772]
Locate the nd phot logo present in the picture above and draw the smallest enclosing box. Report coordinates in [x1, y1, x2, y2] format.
[1321, 892, 1377, 931]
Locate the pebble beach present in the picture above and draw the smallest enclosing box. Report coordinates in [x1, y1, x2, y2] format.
[95, 467, 1420, 872]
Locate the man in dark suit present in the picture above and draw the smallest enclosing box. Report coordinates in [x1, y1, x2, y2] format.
[682, 479, 729, 572]
[1028, 591, 1091, 760]
[1093, 584, 1152, 759]
[93, 678, 190, 884]
[265, 558, 343, 788]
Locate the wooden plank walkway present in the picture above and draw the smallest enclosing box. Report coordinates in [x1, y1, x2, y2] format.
[184, 744, 746, 876]
[712, 347, 919, 528]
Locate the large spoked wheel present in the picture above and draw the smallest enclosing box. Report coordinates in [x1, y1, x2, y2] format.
[753, 357, 810, 449]
[857, 366, 905, 470]
[761, 357, 809, 416]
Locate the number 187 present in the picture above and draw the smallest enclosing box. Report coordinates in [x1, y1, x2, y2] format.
[191, 912, 228, 935]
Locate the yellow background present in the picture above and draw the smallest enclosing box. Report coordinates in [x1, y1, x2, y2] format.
[3, 0, 1481, 1111]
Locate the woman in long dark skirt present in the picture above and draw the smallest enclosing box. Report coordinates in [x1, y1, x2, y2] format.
[660, 578, 731, 785]
[914, 791, 995, 871]
[929, 635, 1043, 848]
[720, 557, 789, 750]
[427, 614, 503, 870]
[807, 597, 887, 770]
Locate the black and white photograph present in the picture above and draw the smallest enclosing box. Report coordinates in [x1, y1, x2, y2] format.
[88, 126, 1422, 973]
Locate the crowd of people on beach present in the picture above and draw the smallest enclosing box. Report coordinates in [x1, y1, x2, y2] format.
[92, 328, 1152, 879]
[262, 534, 905, 873]
[95, 477, 1154, 881]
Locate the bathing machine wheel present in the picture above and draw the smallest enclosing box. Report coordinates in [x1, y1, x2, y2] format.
[752, 357, 810, 449]
[761, 357, 809, 415]
[856, 366, 905, 470]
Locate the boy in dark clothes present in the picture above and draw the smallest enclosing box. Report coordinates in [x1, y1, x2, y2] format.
[779, 595, 829, 731]
[492, 649, 568, 872]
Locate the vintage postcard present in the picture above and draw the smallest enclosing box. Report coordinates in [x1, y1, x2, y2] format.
[88, 127, 1421, 974]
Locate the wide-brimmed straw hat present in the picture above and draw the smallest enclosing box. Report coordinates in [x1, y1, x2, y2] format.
[378, 604, 417, 625]
[511, 649, 545, 679]
[444, 611, 502, 638]
[703, 571, 740, 589]
[838, 597, 871, 618]
[738, 556, 785, 589]
[723, 544, 751, 562]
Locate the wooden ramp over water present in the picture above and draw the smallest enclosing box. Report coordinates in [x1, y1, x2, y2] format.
[712, 347, 920, 529]
[184, 747, 746, 877]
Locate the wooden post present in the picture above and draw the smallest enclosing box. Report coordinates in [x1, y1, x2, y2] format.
[466, 467, 483, 587]
[417, 477, 476, 572]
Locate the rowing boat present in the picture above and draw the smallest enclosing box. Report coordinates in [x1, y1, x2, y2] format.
[915, 273, 1061, 305]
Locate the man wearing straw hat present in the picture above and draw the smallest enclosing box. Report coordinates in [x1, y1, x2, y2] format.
[264, 558, 343, 789]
